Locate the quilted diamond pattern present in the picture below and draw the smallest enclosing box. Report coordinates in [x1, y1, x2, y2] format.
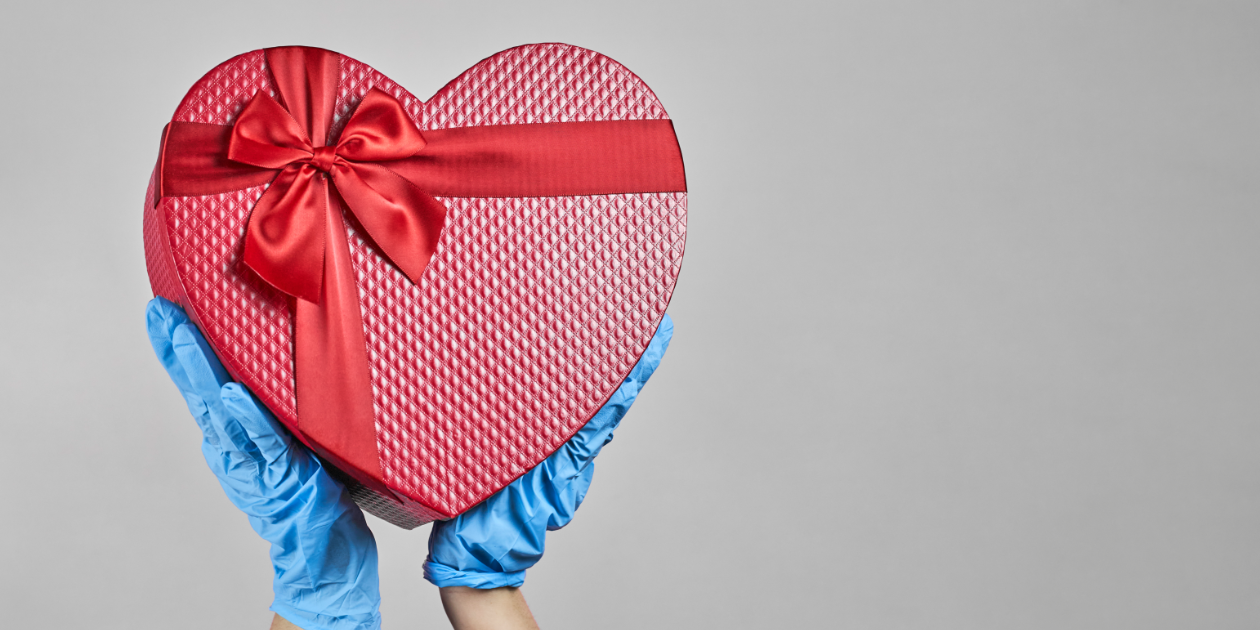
[332, 56, 424, 144]
[425, 43, 669, 129]
[172, 50, 275, 125]
[349, 194, 685, 515]
[143, 44, 687, 527]
[163, 189, 298, 421]
[143, 170, 183, 303]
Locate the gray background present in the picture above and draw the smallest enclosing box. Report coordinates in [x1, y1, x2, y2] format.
[1, 1, 1257, 628]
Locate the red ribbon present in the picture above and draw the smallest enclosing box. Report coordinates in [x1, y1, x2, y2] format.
[229, 88, 446, 303]
[157, 46, 686, 493]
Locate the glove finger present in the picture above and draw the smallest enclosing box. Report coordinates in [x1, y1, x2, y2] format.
[546, 459, 595, 531]
[199, 434, 230, 478]
[188, 408, 225, 452]
[171, 323, 256, 459]
[169, 321, 232, 390]
[145, 298, 199, 408]
[221, 383, 293, 465]
[146, 299, 230, 451]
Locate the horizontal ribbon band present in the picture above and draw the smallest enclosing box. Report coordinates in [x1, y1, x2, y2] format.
[160, 118, 686, 199]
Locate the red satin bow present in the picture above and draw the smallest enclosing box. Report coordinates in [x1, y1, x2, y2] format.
[229, 88, 446, 302]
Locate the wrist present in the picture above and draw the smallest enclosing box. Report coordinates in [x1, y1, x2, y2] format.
[263, 502, 382, 630]
[439, 586, 539, 630]
[424, 556, 526, 589]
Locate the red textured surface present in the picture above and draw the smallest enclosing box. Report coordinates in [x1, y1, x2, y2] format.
[142, 169, 184, 306]
[144, 44, 687, 526]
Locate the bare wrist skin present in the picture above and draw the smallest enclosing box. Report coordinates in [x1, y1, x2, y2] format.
[269, 614, 300, 630]
[440, 586, 541, 630]
[269, 587, 540, 630]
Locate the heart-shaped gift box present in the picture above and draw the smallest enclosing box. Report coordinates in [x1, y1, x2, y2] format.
[143, 44, 687, 528]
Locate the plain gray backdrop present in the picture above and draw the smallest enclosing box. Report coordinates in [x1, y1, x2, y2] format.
[1, 1, 1257, 628]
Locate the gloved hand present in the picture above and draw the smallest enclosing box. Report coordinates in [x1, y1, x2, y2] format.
[146, 297, 381, 630]
[424, 314, 674, 588]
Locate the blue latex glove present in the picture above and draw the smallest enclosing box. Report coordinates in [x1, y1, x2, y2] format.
[146, 297, 381, 630]
[424, 314, 674, 588]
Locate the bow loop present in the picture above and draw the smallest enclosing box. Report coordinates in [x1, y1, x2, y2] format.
[228, 93, 315, 169]
[335, 89, 427, 163]
[226, 87, 444, 302]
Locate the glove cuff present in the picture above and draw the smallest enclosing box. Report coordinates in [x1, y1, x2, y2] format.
[423, 558, 526, 589]
[270, 602, 381, 630]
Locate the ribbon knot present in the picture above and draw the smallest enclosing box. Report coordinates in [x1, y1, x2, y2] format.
[309, 146, 338, 173]
[226, 87, 444, 304]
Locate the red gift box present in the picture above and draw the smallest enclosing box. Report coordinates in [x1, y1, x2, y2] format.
[143, 44, 687, 528]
